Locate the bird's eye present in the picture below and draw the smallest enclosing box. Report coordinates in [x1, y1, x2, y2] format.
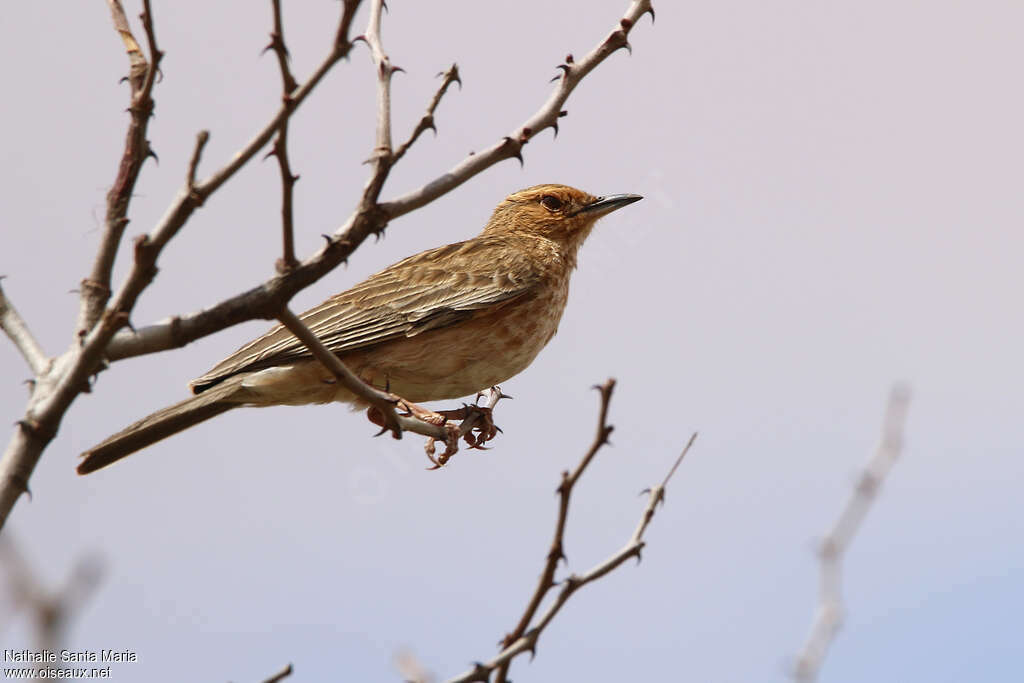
[540, 195, 563, 211]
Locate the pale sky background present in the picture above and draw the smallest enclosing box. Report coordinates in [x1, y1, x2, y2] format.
[2, 1, 1022, 681]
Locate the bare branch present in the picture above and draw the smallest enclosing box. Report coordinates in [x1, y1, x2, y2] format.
[271, 120, 300, 274]
[364, 0, 395, 157]
[0, 2, 365, 531]
[499, 379, 616, 661]
[259, 663, 293, 683]
[275, 306, 404, 437]
[0, 535, 103, 661]
[381, 0, 654, 220]
[102, 0, 654, 363]
[186, 130, 210, 189]
[0, 280, 50, 377]
[265, 0, 298, 94]
[265, 0, 300, 273]
[792, 386, 912, 682]
[446, 382, 696, 683]
[392, 64, 461, 164]
[195, 1, 361, 199]
[79, 1, 164, 336]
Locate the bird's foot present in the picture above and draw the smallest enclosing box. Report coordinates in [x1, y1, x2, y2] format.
[421, 386, 510, 469]
[394, 397, 448, 426]
[369, 387, 510, 470]
[423, 422, 462, 469]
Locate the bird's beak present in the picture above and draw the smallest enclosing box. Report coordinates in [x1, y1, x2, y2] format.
[577, 193, 643, 217]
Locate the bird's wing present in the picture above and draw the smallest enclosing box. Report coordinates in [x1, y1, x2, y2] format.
[190, 237, 546, 392]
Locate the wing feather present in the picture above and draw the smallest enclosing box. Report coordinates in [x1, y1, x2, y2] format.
[190, 236, 544, 392]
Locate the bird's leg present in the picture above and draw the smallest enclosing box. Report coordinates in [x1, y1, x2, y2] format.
[364, 393, 448, 428]
[423, 426, 461, 470]
[370, 386, 510, 469]
[393, 396, 448, 426]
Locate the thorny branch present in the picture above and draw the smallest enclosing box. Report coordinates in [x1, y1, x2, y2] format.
[102, 0, 654, 362]
[265, 0, 300, 273]
[445, 381, 698, 683]
[381, 0, 655, 219]
[0, 1, 362, 530]
[392, 64, 461, 164]
[0, 0, 652, 529]
[791, 386, 911, 682]
[79, 0, 163, 338]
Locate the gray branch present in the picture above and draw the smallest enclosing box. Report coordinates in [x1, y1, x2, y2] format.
[791, 386, 912, 682]
[0, 281, 50, 377]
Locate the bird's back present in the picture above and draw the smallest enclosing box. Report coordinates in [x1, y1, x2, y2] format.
[189, 233, 570, 396]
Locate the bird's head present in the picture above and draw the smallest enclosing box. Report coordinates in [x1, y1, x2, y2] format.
[482, 184, 642, 251]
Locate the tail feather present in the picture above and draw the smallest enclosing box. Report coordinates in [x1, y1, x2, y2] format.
[78, 379, 244, 474]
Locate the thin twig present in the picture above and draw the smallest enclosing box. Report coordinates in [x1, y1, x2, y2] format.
[791, 386, 912, 682]
[101, 0, 654, 363]
[382, 0, 654, 220]
[500, 380, 616, 659]
[265, 0, 300, 273]
[186, 131, 210, 189]
[275, 306, 404, 437]
[363, 0, 395, 158]
[271, 118, 299, 274]
[0, 280, 50, 377]
[0, 535, 103, 663]
[392, 64, 461, 164]
[265, 0, 298, 93]
[259, 663, 293, 683]
[78, 0, 164, 337]
[446, 382, 696, 683]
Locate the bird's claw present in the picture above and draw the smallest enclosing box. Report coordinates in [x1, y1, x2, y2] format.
[462, 405, 499, 450]
[424, 422, 461, 469]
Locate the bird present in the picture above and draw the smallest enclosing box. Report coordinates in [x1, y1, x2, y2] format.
[78, 184, 642, 474]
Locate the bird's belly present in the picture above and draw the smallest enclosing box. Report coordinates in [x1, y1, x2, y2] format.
[348, 288, 568, 402]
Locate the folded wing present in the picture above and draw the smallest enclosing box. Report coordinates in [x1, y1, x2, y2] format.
[190, 236, 544, 393]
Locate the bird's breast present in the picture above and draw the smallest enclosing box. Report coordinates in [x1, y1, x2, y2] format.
[345, 275, 572, 403]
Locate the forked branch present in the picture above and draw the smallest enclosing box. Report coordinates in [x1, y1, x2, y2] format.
[446, 381, 697, 683]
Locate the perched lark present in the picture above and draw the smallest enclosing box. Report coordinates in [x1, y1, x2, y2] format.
[78, 184, 642, 473]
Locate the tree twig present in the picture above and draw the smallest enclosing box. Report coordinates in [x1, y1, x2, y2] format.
[79, 1, 163, 338]
[791, 386, 911, 682]
[0, 535, 103, 664]
[275, 306, 404, 437]
[362, 0, 395, 160]
[392, 64, 461, 164]
[445, 381, 697, 683]
[381, 0, 654, 220]
[265, 0, 300, 273]
[258, 663, 293, 683]
[0, 280, 50, 377]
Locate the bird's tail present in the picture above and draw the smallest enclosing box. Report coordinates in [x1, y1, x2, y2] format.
[78, 378, 246, 475]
